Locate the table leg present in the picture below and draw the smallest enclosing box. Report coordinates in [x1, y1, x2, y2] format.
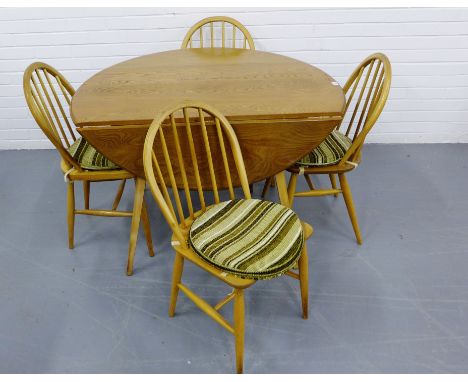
[126, 177, 145, 276]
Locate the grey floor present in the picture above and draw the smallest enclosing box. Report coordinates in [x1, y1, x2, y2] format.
[1, 144, 468, 373]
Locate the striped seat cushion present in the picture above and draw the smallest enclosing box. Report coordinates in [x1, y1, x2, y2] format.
[67, 137, 120, 170]
[188, 199, 304, 280]
[296, 130, 352, 167]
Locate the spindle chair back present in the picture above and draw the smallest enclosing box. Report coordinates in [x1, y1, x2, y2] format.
[23, 62, 81, 169]
[144, 101, 251, 245]
[181, 16, 255, 50]
[337, 52, 391, 165]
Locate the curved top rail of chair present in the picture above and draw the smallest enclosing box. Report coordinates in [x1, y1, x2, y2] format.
[181, 16, 255, 50]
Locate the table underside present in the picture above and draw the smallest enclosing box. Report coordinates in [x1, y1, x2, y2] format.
[78, 116, 341, 187]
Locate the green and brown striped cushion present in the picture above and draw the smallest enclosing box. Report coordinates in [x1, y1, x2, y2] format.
[188, 199, 304, 280]
[296, 130, 352, 167]
[67, 138, 120, 170]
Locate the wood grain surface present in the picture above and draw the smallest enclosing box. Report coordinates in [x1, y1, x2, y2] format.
[72, 48, 345, 182]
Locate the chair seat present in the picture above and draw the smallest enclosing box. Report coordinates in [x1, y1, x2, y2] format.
[188, 199, 304, 280]
[296, 130, 352, 167]
[67, 137, 120, 170]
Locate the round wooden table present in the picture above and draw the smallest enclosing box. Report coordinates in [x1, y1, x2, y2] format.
[71, 48, 345, 185]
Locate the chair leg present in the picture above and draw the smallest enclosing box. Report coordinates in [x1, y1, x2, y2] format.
[83, 180, 90, 209]
[141, 199, 155, 257]
[287, 173, 298, 206]
[126, 177, 145, 276]
[261, 177, 273, 199]
[275, 172, 290, 208]
[329, 174, 338, 198]
[338, 173, 362, 245]
[249, 183, 254, 194]
[298, 245, 309, 319]
[67, 182, 75, 249]
[304, 174, 315, 190]
[169, 252, 185, 317]
[233, 289, 245, 374]
[112, 179, 127, 210]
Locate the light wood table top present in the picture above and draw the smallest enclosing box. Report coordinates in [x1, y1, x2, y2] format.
[71, 48, 345, 183]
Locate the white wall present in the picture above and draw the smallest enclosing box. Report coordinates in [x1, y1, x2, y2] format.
[1, 7, 468, 149]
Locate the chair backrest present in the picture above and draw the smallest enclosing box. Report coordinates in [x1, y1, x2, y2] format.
[23, 62, 81, 169]
[181, 16, 255, 50]
[143, 101, 252, 247]
[338, 53, 392, 164]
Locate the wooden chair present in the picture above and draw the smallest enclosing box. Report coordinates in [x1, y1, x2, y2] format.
[263, 53, 391, 244]
[181, 16, 255, 50]
[23, 62, 154, 275]
[143, 101, 312, 373]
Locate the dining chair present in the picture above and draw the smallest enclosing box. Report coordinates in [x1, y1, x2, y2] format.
[181, 16, 255, 50]
[143, 100, 312, 373]
[262, 53, 392, 244]
[23, 62, 154, 275]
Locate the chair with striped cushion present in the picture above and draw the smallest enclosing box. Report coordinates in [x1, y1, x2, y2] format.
[23, 62, 154, 275]
[262, 53, 392, 244]
[295, 130, 353, 167]
[181, 16, 255, 50]
[143, 101, 312, 373]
